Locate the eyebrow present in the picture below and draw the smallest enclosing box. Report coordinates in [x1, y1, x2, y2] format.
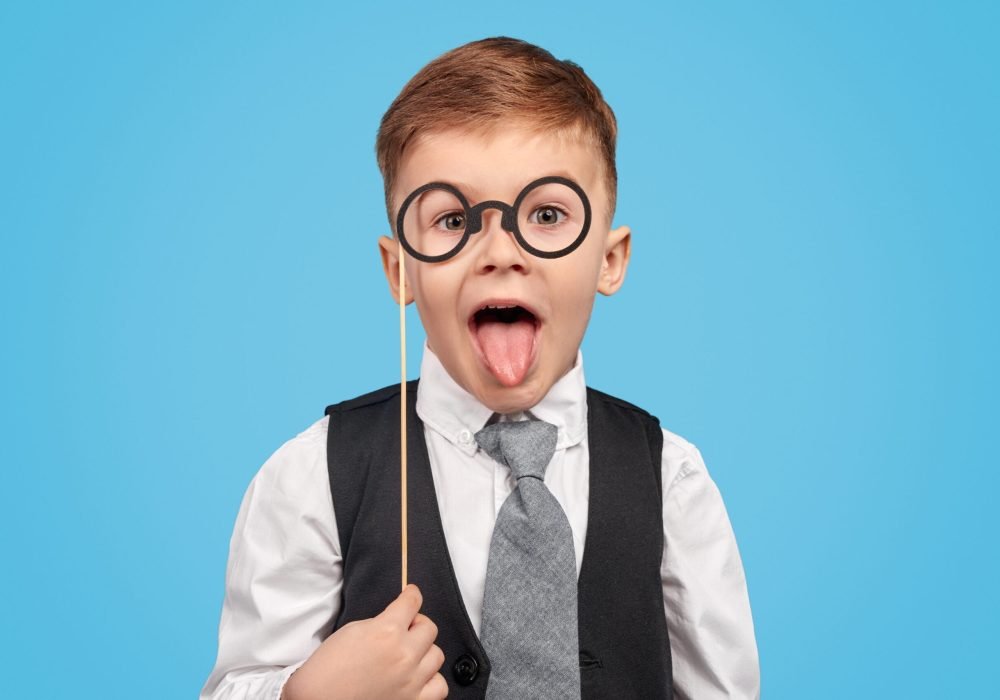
[428, 171, 582, 203]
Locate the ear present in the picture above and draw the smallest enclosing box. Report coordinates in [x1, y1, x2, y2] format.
[597, 225, 631, 296]
[378, 235, 415, 304]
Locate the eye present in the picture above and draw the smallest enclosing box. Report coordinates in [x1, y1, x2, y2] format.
[435, 212, 466, 232]
[529, 205, 567, 226]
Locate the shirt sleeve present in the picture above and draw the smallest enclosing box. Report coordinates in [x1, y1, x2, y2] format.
[660, 430, 760, 700]
[200, 416, 342, 700]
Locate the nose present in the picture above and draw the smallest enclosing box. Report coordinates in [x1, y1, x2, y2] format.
[474, 208, 529, 274]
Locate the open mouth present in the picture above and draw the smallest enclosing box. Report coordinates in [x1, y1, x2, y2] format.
[469, 303, 540, 387]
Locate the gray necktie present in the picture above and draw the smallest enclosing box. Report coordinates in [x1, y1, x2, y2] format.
[475, 419, 581, 700]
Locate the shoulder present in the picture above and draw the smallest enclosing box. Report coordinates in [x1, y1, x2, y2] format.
[589, 387, 706, 455]
[585, 386, 707, 490]
[585, 386, 663, 447]
[227, 415, 339, 566]
[252, 415, 330, 500]
[272, 415, 329, 459]
[660, 426, 708, 490]
[324, 380, 414, 416]
[586, 386, 658, 420]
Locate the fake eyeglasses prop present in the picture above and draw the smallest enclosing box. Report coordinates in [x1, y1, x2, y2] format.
[395, 175, 592, 262]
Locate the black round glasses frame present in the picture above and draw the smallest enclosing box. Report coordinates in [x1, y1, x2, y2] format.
[394, 175, 592, 263]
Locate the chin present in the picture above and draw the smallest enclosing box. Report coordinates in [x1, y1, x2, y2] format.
[475, 371, 550, 415]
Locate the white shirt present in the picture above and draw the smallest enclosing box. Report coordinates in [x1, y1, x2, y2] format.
[200, 347, 760, 699]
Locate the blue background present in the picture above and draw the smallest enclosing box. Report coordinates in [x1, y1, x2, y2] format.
[2, 2, 997, 697]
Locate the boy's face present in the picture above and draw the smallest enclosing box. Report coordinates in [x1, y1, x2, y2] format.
[379, 126, 630, 414]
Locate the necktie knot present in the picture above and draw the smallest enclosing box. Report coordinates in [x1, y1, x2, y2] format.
[474, 419, 558, 481]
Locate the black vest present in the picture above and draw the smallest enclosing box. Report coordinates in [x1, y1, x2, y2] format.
[324, 380, 672, 698]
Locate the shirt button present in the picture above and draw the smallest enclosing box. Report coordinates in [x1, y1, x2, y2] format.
[452, 653, 479, 685]
[458, 429, 472, 445]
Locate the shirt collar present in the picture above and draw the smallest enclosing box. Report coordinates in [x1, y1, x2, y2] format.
[416, 343, 588, 456]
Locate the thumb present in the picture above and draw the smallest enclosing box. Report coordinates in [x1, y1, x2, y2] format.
[378, 584, 423, 628]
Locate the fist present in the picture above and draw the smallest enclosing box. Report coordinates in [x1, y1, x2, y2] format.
[283, 584, 447, 700]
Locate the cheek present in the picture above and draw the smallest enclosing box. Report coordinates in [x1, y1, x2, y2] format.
[408, 268, 463, 332]
[551, 273, 599, 327]
[559, 253, 603, 301]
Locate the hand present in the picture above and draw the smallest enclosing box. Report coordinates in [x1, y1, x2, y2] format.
[282, 584, 447, 700]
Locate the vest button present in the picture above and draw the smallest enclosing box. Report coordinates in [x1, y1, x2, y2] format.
[452, 653, 479, 686]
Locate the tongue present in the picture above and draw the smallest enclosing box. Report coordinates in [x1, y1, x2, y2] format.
[476, 318, 536, 386]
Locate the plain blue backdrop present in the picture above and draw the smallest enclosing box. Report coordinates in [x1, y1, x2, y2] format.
[2, 2, 997, 697]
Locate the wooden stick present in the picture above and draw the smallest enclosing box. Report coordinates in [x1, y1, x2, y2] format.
[398, 245, 408, 591]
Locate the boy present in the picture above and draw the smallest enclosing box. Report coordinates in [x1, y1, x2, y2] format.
[202, 37, 759, 699]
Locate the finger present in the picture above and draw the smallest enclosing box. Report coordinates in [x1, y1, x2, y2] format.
[416, 643, 446, 681]
[407, 613, 439, 650]
[378, 583, 423, 628]
[418, 672, 449, 700]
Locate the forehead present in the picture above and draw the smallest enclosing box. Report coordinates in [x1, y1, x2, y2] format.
[394, 125, 607, 210]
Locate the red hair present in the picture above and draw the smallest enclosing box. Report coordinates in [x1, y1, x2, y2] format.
[375, 37, 618, 223]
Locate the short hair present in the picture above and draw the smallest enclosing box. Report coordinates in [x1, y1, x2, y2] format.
[375, 37, 618, 226]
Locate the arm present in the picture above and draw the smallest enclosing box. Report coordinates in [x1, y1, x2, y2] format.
[199, 418, 342, 700]
[659, 430, 761, 700]
[199, 418, 446, 700]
